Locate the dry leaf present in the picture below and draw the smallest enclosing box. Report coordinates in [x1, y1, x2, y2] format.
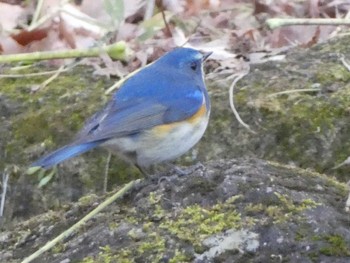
[0, 2, 24, 31]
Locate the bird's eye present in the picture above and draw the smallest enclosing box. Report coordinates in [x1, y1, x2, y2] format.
[190, 62, 197, 71]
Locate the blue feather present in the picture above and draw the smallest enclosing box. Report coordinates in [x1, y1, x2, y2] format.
[31, 141, 103, 168]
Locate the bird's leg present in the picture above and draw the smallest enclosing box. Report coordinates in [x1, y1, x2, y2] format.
[135, 164, 171, 185]
[135, 164, 152, 179]
[136, 162, 205, 186]
[103, 152, 112, 194]
[154, 162, 203, 186]
[124, 151, 154, 179]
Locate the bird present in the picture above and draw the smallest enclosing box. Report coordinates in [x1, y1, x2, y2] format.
[31, 47, 212, 174]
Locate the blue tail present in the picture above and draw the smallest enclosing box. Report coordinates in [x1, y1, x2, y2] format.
[31, 141, 103, 169]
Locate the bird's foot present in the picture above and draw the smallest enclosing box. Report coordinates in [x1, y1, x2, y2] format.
[156, 162, 205, 185]
[167, 162, 205, 177]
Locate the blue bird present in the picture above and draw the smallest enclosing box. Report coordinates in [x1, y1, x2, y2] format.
[31, 48, 212, 173]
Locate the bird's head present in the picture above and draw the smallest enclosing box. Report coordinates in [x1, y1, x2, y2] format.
[157, 47, 212, 78]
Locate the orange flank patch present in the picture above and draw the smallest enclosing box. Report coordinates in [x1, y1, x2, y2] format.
[187, 104, 207, 124]
[153, 104, 207, 136]
[153, 122, 178, 135]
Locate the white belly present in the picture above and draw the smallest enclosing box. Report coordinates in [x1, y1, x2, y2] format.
[102, 115, 209, 167]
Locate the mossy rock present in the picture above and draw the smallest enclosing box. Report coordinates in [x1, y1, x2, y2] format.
[1, 159, 349, 262]
[200, 34, 350, 183]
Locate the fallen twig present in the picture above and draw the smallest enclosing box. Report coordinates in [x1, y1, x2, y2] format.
[0, 42, 128, 63]
[21, 179, 142, 263]
[266, 18, 350, 30]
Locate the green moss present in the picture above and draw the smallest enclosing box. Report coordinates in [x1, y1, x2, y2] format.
[268, 192, 321, 223]
[226, 195, 243, 204]
[51, 242, 66, 254]
[319, 234, 350, 257]
[80, 256, 95, 263]
[149, 191, 161, 204]
[226, 69, 350, 182]
[146, 192, 166, 221]
[98, 246, 116, 263]
[86, 221, 168, 262]
[0, 65, 142, 198]
[1, 67, 107, 167]
[160, 197, 243, 248]
[308, 251, 320, 262]
[245, 203, 265, 214]
[300, 198, 321, 208]
[13, 112, 51, 143]
[315, 64, 350, 84]
[311, 234, 350, 258]
[117, 249, 133, 261]
[78, 194, 99, 206]
[153, 204, 166, 221]
[142, 222, 153, 232]
[245, 191, 321, 224]
[169, 249, 191, 263]
[275, 193, 320, 211]
[80, 245, 121, 263]
[324, 176, 348, 196]
[124, 207, 139, 224]
[295, 227, 308, 241]
[137, 232, 165, 255]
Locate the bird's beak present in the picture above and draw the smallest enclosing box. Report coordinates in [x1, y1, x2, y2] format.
[202, 51, 213, 61]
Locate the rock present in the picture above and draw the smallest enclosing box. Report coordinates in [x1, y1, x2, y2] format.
[2, 159, 349, 262]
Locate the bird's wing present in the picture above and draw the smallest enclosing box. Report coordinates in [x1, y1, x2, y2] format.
[75, 89, 204, 143]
